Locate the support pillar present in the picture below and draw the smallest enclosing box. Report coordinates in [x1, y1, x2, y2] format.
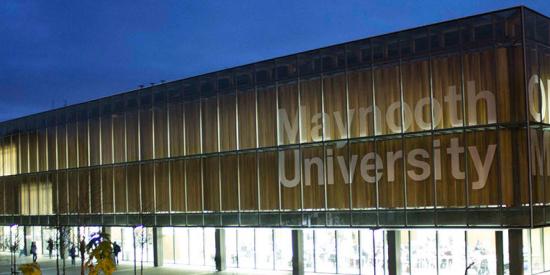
[215, 228, 226, 271]
[292, 229, 304, 275]
[387, 230, 401, 275]
[23, 226, 30, 256]
[152, 227, 163, 267]
[508, 229, 524, 275]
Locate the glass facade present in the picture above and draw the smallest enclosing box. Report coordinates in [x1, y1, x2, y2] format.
[2, 5, 550, 275]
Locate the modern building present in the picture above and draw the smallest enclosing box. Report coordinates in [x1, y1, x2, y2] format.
[1, 5, 550, 275]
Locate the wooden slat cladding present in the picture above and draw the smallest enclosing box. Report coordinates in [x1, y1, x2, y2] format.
[300, 78, 322, 143]
[402, 60, 431, 132]
[237, 89, 257, 149]
[432, 55, 463, 129]
[323, 74, 348, 141]
[348, 70, 375, 138]
[220, 154, 238, 211]
[239, 152, 258, 210]
[374, 65, 401, 135]
[170, 159, 185, 212]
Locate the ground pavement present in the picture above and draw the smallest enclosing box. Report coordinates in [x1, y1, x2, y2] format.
[0, 254, 289, 274]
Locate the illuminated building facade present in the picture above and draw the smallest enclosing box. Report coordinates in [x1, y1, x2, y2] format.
[1, 6, 550, 275]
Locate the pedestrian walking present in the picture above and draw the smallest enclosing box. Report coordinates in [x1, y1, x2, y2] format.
[30, 241, 37, 262]
[47, 238, 54, 258]
[69, 244, 77, 265]
[112, 242, 121, 265]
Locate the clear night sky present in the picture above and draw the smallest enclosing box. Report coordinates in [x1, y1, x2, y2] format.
[1, 0, 549, 122]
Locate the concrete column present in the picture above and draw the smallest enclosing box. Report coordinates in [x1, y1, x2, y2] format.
[508, 229, 524, 275]
[387, 230, 401, 275]
[215, 228, 226, 271]
[153, 227, 163, 267]
[292, 229, 304, 275]
[23, 226, 31, 256]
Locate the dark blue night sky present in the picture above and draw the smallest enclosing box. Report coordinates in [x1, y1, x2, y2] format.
[1, 0, 549, 122]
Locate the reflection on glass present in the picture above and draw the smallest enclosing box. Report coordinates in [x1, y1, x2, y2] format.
[410, 230, 437, 275]
[255, 229, 274, 270]
[467, 230, 496, 275]
[274, 229, 292, 271]
[438, 230, 466, 275]
[238, 228, 255, 269]
[225, 228, 238, 268]
[337, 230, 360, 274]
[315, 229, 337, 273]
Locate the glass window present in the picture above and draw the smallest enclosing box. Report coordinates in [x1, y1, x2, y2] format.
[126, 164, 140, 212]
[239, 152, 258, 211]
[219, 93, 237, 151]
[57, 123, 67, 169]
[374, 65, 401, 134]
[153, 92, 168, 159]
[402, 59, 431, 132]
[174, 228, 189, 264]
[100, 105, 113, 165]
[203, 156, 220, 211]
[337, 230, 360, 274]
[78, 169, 89, 214]
[326, 142, 350, 209]
[113, 166, 126, 213]
[302, 145, 325, 210]
[204, 228, 216, 267]
[278, 82, 299, 145]
[77, 112, 89, 167]
[90, 168, 101, 213]
[168, 95, 185, 157]
[463, 49, 497, 126]
[201, 96, 218, 153]
[185, 158, 202, 212]
[89, 115, 100, 166]
[112, 99, 126, 163]
[280, 148, 301, 210]
[37, 127, 47, 171]
[28, 130, 38, 172]
[140, 93, 154, 160]
[315, 229, 337, 273]
[405, 135, 433, 208]
[467, 130, 498, 207]
[257, 86, 277, 147]
[323, 73, 348, 140]
[274, 229, 292, 271]
[237, 88, 257, 149]
[140, 162, 154, 213]
[255, 228, 274, 270]
[238, 228, 255, 268]
[126, 95, 139, 162]
[531, 228, 544, 273]
[435, 133, 466, 208]
[155, 161, 169, 212]
[377, 139, 404, 209]
[170, 159, 185, 212]
[351, 140, 377, 209]
[184, 101, 201, 155]
[300, 77, 322, 143]
[304, 230, 315, 272]
[225, 228, 238, 268]
[410, 230, 437, 275]
[544, 227, 550, 271]
[162, 228, 174, 264]
[220, 154, 238, 211]
[20, 132, 29, 173]
[101, 167, 114, 213]
[466, 230, 496, 275]
[259, 150, 279, 211]
[432, 55, 463, 129]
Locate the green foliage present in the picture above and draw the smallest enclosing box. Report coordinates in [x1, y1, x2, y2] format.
[19, 262, 42, 275]
[85, 232, 117, 275]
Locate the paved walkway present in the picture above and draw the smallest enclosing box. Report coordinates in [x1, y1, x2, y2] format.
[0, 254, 290, 274]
